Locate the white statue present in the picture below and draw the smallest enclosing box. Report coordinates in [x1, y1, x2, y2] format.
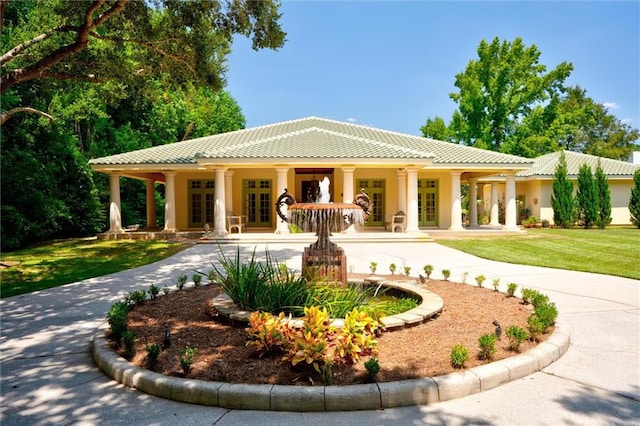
[317, 177, 330, 203]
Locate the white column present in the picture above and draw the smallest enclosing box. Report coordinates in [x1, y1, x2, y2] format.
[449, 172, 464, 231]
[504, 172, 518, 231]
[108, 173, 123, 232]
[163, 172, 176, 232]
[145, 179, 156, 229]
[213, 168, 227, 236]
[468, 178, 478, 228]
[275, 167, 290, 234]
[342, 167, 355, 203]
[396, 169, 407, 213]
[490, 183, 500, 226]
[406, 168, 419, 232]
[477, 183, 486, 220]
[225, 170, 234, 214]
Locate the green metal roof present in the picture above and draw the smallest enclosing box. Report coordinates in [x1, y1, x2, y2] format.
[517, 150, 640, 178]
[89, 116, 533, 167]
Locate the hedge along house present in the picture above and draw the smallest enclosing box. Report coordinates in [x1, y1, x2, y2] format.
[510, 150, 640, 225]
[88, 116, 535, 237]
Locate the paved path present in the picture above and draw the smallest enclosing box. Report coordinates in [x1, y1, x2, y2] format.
[1, 242, 638, 425]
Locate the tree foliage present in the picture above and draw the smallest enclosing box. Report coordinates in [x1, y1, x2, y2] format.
[594, 161, 612, 229]
[421, 38, 639, 161]
[575, 163, 598, 229]
[448, 37, 572, 152]
[1, 0, 285, 123]
[551, 151, 575, 228]
[630, 170, 640, 229]
[1, 0, 271, 250]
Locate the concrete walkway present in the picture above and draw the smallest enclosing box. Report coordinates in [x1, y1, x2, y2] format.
[1, 242, 638, 425]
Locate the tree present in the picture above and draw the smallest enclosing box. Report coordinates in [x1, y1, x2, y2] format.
[551, 151, 575, 228]
[630, 169, 640, 229]
[1, 0, 286, 124]
[448, 37, 573, 152]
[576, 163, 598, 229]
[594, 160, 612, 229]
[420, 116, 454, 141]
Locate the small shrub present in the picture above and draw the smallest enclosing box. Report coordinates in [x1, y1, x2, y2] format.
[177, 274, 188, 290]
[492, 278, 500, 291]
[364, 357, 381, 379]
[475, 274, 486, 288]
[370, 262, 378, 274]
[527, 315, 545, 341]
[461, 272, 468, 284]
[507, 283, 518, 297]
[403, 265, 411, 276]
[442, 269, 451, 281]
[193, 274, 202, 286]
[521, 288, 536, 304]
[122, 330, 136, 359]
[450, 344, 469, 368]
[145, 342, 161, 366]
[506, 325, 528, 352]
[124, 289, 147, 308]
[179, 345, 197, 375]
[423, 264, 433, 279]
[162, 286, 170, 295]
[107, 301, 129, 342]
[245, 311, 293, 356]
[389, 263, 397, 275]
[478, 333, 497, 360]
[531, 292, 550, 309]
[148, 284, 159, 300]
[541, 219, 550, 228]
[534, 302, 558, 332]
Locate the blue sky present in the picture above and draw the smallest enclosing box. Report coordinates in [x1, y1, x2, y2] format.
[226, 1, 639, 137]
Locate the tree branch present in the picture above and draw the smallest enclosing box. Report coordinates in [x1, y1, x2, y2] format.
[89, 32, 197, 76]
[0, 107, 55, 126]
[0, 0, 127, 94]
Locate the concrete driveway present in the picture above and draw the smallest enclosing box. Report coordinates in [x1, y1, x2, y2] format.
[1, 241, 638, 425]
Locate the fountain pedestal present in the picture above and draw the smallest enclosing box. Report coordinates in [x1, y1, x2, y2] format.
[276, 187, 371, 284]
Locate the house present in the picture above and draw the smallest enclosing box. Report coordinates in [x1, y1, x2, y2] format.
[512, 150, 640, 225]
[88, 117, 638, 236]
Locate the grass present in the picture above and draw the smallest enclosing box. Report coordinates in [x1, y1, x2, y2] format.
[437, 227, 640, 280]
[0, 239, 191, 298]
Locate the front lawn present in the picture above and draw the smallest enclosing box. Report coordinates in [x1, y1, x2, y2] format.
[0, 239, 191, 298]
[437, 227, 640, 280]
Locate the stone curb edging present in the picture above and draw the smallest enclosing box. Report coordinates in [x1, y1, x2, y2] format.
[90, 322, 570, 412]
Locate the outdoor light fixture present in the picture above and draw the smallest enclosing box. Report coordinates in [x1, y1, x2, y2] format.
[164, 329, 171, 348]
[493, 320, 502, 339]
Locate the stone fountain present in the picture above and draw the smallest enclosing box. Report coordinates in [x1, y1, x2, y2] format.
[276, 178, 371, 284]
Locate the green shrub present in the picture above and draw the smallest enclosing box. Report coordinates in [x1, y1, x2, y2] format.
[162, 286, 170, 295]
[423, 264, 433, 279]
[442, 269, 451, 281]
[521, 288, 536, 304]
[124, 289, 147, 308]
[122, 330, 136, 359]
[107, 301, 129, 342]
[364, 357, 381, 379]
[389, 263, 397, 275]
[506, 325, 528, 352]
[176, 274, 187, 290]
[630, 169, 640, 228]
[403, 265, 411, 276]
[370, 262, 378, 274]
[492, 278, 500, 291]
[527, 315, 545, 341]
[478, 333, 497, 360]
[507, 283, 518, 297]
[450, 344, 469, 368]
[145, 342, 161, 366]
[475, 274, 486, 288]
[148, 284, 159, 300]
[534, 302, 558, 332]
[179, 346, 197, 375]
[531, 292, 550, 309]
[193, 274, 202, 286]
